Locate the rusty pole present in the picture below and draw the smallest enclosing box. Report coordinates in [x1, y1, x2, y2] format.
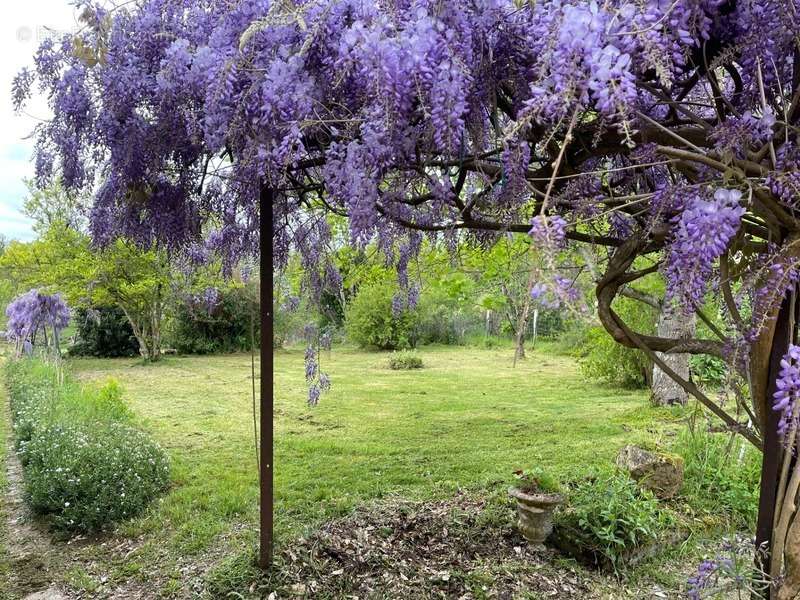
[259, 186, 274, 569]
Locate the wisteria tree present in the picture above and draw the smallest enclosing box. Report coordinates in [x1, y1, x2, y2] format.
[14, 0, 800, 596]
[5, 290, 70, 358]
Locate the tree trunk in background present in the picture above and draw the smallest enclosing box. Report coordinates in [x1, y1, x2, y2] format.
[651, 309, 696, 406]
[514, 315, 526, 361]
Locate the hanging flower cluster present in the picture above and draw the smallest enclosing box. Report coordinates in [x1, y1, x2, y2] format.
[5, 290, 70, 357]
[664, 189, 745, 311]
[773, 345, 800, 438]
[303, 324, 331, 407]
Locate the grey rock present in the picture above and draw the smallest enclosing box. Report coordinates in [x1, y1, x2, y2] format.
[616, 445, 684, 499]
[23, 589, 68, 600]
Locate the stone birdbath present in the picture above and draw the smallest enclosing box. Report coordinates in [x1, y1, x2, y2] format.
[508, 470, 563, 546]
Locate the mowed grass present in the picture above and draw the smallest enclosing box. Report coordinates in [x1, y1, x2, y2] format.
[66, 345, 681, 563]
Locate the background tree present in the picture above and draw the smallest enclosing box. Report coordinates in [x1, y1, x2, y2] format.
[0, 235, 10, 330]
[22, 178, 86, 233]
[0, 224, 171, 361]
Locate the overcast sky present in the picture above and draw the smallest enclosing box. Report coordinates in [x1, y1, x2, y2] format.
[1, 1, 79, 242]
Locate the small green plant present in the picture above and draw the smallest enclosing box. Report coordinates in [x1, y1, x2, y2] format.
[513, 468, 561, 494]
[481, 335, 503, 349]
[689, 354, 728, 388]
[556, 471, 673, 569]
[94, 378, 129, 417]
[673, 427, 759, 528]
[387, 349, 424, 370]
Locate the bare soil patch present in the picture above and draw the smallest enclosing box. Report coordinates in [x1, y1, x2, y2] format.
[3, 434, 64, 599]
[253, 491, 674, 599]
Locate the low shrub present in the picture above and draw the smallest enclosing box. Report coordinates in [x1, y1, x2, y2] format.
[4, 358, 170, 532]
[576, 294, 657, 389]
[6, 359, 54, 449]
[578, 325, 651, 389]
[22, 422, 169, 531]
[462, 334, 508, 349]
[387, 350, 424, 370]
[673, 428, 760, 528]
[555, 471, 673, 569]
[548, 321, 589, 355]
[689, 354, 728, 388]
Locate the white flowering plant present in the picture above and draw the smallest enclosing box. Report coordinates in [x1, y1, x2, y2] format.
[5, 358, 170, 531]
[23, 422, 169, 531]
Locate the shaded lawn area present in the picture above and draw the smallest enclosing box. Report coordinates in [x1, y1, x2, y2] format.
[65, 346, 680, 562]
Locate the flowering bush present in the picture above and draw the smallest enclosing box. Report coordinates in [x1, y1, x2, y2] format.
[23, 422, 169, 531]
[4, 359, 169, 531]
[5, 360, 51, 452]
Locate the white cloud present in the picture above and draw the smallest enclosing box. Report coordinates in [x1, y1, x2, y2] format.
[0, 1, 78, 242]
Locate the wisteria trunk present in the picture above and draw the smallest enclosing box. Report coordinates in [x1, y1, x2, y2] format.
[754, 287, 797, 599]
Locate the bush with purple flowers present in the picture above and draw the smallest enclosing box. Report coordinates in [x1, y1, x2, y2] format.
[5, 289, 70, 357]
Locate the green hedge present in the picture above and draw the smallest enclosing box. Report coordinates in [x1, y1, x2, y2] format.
[5, 359, 169, 532]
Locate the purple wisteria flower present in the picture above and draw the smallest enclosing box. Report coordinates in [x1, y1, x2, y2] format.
[5, 290, 70, 355]
[528, 215, 568, 248]
[687, 559, 719, 599]
[664, 189, 745, 311]
[530, 276, 580, 310]
[774, 345, 800, 437]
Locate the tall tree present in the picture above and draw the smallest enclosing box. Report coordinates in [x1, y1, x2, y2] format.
[0, 225, 170, 361]
[651, 310, 696, 406]
[16, 2, 800, 595]
[22, 178, 86, 233]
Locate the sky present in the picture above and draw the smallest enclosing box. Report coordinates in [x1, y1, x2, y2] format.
[0, 1, 79, 242]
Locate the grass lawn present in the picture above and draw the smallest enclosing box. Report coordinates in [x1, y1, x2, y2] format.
[71, 345, 673, 538]
[3, 344, 702, 597]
